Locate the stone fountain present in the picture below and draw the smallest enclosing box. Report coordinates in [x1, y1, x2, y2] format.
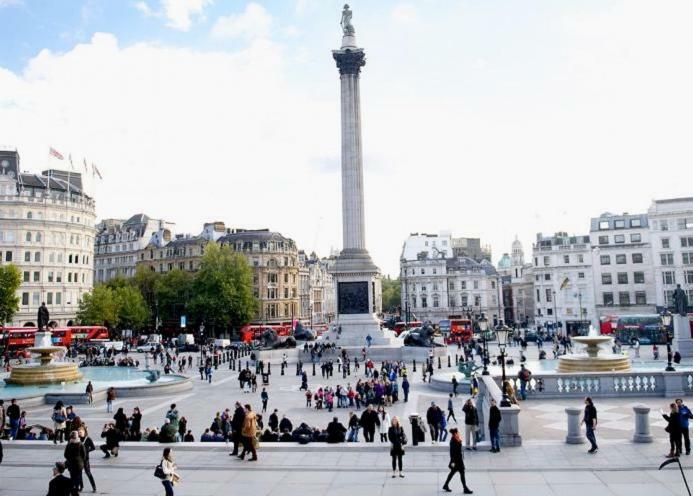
[557, 326, 631, 373]
[4, 331, 83, 385]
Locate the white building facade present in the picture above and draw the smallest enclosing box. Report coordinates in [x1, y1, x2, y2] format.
[0, 150, 96, 326]
[532, 232, 595, 333]
[590, 212, 656, 320]
[648, 198, 693, 310]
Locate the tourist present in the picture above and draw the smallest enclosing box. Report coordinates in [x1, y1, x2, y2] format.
[438, 407, 448, 442]
[52, 401, 67, 444]
[279, 414, 293, 434]
[402, 377, 410, 402]
[442, 428, 473, 494]
[663, 402, 682, 458]
[268, 409, 279, 433]
[378, 406, 391, 442]
[676, 398, 693, 455]
[63, 431, 86, 493]
[106, 387, 116, 413]
[229, 402, 245, 456]
[426, 402, 441, 444]
[130, 407, 143, 439]
[300, 370, 308, 391]
[517, 365, 531, 400]
[238, 404, 258, 461]
[347, 412, 360, 442]
[388, 416, 406, 478]
[46, 461, 73, 496]
[78, 425, 97, 492]
[85, 381, 94, 404]
[489, 399, 502, 453]
[159, 447, 181, 496]
[447, 393, 457, 423]
[113, 407, 128, 437]
[261, 388, 269, 413]
[451, 375, 458, 396]
[581, 397, 598, 454]
[326, 416, 347, 443]
[183, 430, 194, 442]
[160, 419, 178, 443]
[360, 405, 379, 443]
[166, 404, 180, 432]
[653, 344, 660, 360]
[100, 423, 120, 458]
[178, 417, 188, 442]
[462, 399, 478, 450]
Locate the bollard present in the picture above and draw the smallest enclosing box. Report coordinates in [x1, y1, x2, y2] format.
[447, 355, 451, 368]
[455, 354, 459, 366]
[246, 361, 249, 370]
[230, 358, 234, 370]
[281, 363, 285, 376]
[633, 405, 654, 443]
[312, 362, 316, 376]
[438, 356, 442, 369]
[268, 362, 272, 375]
[413, 359, 417, 372]
[238, 359, 241, 370]
[565, 407, 585, 444]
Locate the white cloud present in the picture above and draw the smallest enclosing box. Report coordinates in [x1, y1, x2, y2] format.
[212, 3, 272, 40]
[134, 1, 153, 16]
[0, 0, 22, 6]
[164, 0, 213, 30]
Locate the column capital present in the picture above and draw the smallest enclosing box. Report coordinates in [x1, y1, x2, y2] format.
[333, 48, 365, 76]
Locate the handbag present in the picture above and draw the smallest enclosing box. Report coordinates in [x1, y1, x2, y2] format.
[154, 463, 166, 480]
[52, 412, 65, 423]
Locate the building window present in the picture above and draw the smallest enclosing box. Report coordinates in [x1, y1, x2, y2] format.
[665, 290, 675, 306]
[661, 220, 670, 231]
[545, 289, 552, 302]
[32, 292, 40, 306]
[578, 272, 585, 279]
[432, 268, 437, 275]
[543, 256, 550, 266]
[536, 289, 541, 302]
[23, 271, 29, 282]
[683, 252, 693, 265]
[603, 292, 614, 306]
[547, 308, 553, 315]
[432, 283, 438, 291]
[473, 280, 479, 289]
[662, 238, 670, 249]
[433, 296, 439, 308]
[598, 235, 609, 245]
[614, 234, 625, 244]
[474, 296, 481, 306]
[22, 292, 29, 305]
[635, 291, 647, 305]
[24, 251, 31, 262]
[600, 255, 610, 265]
[5, 251, 12, 262]
[685, 270, 693, 285]
[634, 271, 645, 284]
[544, 274, 551, 281]
[630, 233, 641, 243]
[682, 236, 693, 247]
[599, 221, 609, 230]
[48, 271, 53, 282]
[461, 295, 468, 306]
[661, 253, 674, 265]
[34, 252, 40, 262]
[632, 253, 643, 264]
[617, 272, 628, 284]
[563, 255, 570, 263]
[33, 271, 40, 282]
[46, 292, 53, 305]
[578, 254, 584, 263]
[630, 218, 642, 228]
[614, 220, 625, 229]
[615, 254, 626, 264]
[449, 282, 455, 290]
[618, 292, 630, 305]
[601, 273, 612, 285]
[421, 296, 427, 308]
[25, 232, 31, 242]
[56, 292, 62, 305]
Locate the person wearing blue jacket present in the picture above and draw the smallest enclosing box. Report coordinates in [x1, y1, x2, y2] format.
[676, 398, 693, 455]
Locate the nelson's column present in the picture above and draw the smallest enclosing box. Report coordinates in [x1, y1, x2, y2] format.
[330, 5, 395, 348]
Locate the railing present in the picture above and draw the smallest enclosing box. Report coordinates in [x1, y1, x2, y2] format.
[507, 370, 686, 399]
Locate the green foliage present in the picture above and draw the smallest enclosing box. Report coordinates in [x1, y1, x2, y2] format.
[77, 284, 149, 330]
[189, 243, 258, 331]
[0, 264, 21, 325]
[381, 276, 401, 313]
[132, 266, 160, 325]
[114, 286, 150, 330]
[155, 269, 193, 325]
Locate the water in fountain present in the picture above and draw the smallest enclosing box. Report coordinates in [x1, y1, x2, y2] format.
[557, 325, 632, 373]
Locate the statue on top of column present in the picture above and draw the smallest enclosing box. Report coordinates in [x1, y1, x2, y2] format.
[673, 284, 689, 317]
[340, 4, 355, 35]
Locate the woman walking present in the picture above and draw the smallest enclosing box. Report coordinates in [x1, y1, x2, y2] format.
[52, 401, 67, 444]
[388, 416, 406, 478]
[442, 428, 473, 494]
[64, 431, 87, 493]
[160, 447, 181, 496]
[663, 402, 682, 458]
[78, 425, 97, 492]
[378, 406, 391, 443]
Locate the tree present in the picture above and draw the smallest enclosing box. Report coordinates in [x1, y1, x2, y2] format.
[0, 264, 21, 326]
[77, 285, 118, 328]
[381, 276, 401, 313]
[155, 269, 193, 327]
[132, 267, 160, 327]
[114, 286, 149, 331]
[189, 243, 258, 335]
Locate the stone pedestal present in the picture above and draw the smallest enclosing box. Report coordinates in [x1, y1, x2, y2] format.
[632, 405, 653, 443]
[673, 315, 693, 357]
[565, 407, 585, 444]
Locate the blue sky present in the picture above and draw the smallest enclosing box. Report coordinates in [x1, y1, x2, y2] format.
[2, 0, 693, 276]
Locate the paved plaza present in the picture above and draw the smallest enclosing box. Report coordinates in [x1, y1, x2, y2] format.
[2, 342, 693, 495]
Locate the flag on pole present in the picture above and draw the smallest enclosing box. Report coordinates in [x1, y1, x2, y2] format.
[83, 158, 88, 173]
[92, 163, 103, 180]
[68, 154, 75, 171]
[49, 147, 64, 160]
[559, 277, 570, 290]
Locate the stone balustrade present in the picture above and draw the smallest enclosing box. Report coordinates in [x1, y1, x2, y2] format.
[505, 370, 693, 399]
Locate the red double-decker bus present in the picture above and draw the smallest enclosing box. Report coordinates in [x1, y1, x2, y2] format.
[1, 326, 73, 352]
[450, 319, 473, 343]
[69, 326, 109, 342]
[239, 324, 292, 343]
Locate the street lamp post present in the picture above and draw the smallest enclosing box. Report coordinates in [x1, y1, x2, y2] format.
[478, 314, 490, 376]
[496, 324, 512, 407]
[663, 310, 675, 372]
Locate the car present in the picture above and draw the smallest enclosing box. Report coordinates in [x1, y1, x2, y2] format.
[136, 344, 156, 353]
[177, 343, 200, 352]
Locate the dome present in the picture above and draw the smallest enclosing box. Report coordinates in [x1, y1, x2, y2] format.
[497, 253, 512, 269]
[512, 237, 523, 252]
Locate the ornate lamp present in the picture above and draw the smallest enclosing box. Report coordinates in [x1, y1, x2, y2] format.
[662, 310, 675, 372]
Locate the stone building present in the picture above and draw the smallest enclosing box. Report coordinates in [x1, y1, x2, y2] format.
[94, 214, 174, 283]
[0, 149, 96, 326]
[498, 238, 535, 327]
[299, 251, 336, 326]
[532, 232, 595, 333]
[589, 212, 655, 319]
[400, 232, 502, 324]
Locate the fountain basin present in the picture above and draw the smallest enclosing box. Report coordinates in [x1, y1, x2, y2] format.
[4, 363, 83, 385]
[556, 353, 632, 373]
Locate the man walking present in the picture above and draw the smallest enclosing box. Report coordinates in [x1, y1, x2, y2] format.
[581, 397, 598, 454]
[260, 388, 269, 413]
[676, 398, 693, 455]
[360, 405, 379, 443]
[447, 394, 457, 423]
[488, 399, 501, 453]
[517, 365, 531, 400]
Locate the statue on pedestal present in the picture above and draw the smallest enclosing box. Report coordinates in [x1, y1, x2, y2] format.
[673, 284, 689, 317]
[340, 4, 355, 35]
[37, 302, 50, 331]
